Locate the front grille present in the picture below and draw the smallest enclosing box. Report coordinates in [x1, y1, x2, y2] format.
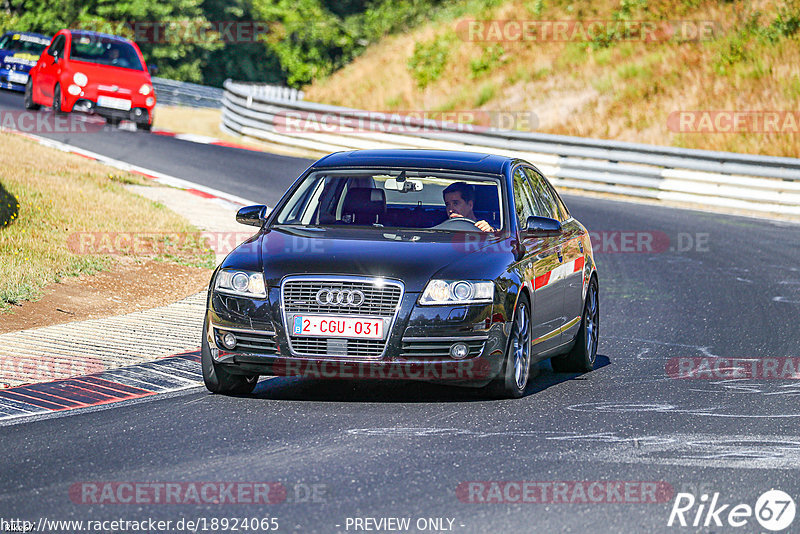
[282, 276, 404, 359]
[214, 327, 278, 355]
[283, 279, 401, 317]
[290, 337, 385, 359]
[399, 338, 486, 360]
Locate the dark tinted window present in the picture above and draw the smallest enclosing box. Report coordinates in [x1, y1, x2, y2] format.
[47, 35, 65, 57]
[523, 167, 558, 220]
[511, 168, 537, 227]
[0, 34, 49, 54]
[69, 34, 143, 70]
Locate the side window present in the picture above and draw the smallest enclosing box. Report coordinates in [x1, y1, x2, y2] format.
[48, 35, 65, 57]
[523, 167, 558, 220]
[511, 168, 536, 228]
[546, 180, 570, 221]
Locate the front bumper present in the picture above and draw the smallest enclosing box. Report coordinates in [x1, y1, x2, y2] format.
[72, 98, 152, 124]
[205, 286, 510, 386]
[0, 68, 28, 91]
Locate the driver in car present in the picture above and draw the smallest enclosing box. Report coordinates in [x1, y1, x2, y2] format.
[443, 182, 496, 232]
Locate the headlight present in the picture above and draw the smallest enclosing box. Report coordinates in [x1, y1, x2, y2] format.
[214, 269, 267, 298]
[419, 280, 494, 305]
[139, 84, 152, 95]
[73, 72, 88, 87]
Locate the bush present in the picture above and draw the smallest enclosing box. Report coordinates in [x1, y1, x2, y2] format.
[0, 182, 20, 229]
[407, 33, 454, 89]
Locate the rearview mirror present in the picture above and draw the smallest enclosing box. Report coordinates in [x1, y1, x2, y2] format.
[384, 178, 423, 192]
[524, 215, 562, 236]
[236, 205, 268, 227]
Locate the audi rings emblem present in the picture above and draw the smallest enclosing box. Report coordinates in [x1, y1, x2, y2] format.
[315, 288, 365, 306]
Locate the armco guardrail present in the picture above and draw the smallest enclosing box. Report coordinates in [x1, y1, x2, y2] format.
[221, 79, 800, 215]
[152, 77, 224, 108]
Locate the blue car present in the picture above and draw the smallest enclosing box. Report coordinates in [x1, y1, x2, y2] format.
[0, 31, 51, 92]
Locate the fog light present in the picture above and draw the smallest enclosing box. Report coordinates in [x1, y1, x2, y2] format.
[67, 84, 81, 96]
[221, 332, 237, 349]
[450, 342, 469, 360]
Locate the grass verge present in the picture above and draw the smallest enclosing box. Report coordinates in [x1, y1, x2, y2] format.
[0, 131, 214, 312]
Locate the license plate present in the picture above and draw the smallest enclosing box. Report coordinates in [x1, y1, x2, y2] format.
[97, 95, 131, 111]
[7, 72, 27, 84]
[292, 315, 384, 340]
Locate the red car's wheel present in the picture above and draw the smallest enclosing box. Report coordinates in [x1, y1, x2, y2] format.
[52, 83, 65, 115]
[24, 79, 40, 110]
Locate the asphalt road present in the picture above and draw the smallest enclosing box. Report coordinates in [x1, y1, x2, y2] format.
[2, 88, 800, 533]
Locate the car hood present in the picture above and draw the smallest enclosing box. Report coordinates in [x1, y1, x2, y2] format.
[225, 226, 513, 292]
[69, 61, 150, 89]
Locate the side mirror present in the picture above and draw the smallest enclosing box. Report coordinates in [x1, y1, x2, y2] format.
[524, 215, 562, 236]
[236, 204, 268, 227]
[148, 64, 159, 76]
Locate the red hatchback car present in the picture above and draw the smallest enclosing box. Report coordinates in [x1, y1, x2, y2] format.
[25, 29, 156, 130]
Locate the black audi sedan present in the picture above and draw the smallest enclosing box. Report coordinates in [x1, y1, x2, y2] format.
[203, 149, 598, 398]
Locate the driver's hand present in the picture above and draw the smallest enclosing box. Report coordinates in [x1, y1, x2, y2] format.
[474, 220, 494, 232]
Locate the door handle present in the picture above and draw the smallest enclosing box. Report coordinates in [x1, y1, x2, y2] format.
[557, 247, 563, 262]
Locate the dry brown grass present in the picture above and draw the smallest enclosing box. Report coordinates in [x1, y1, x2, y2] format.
[0, 131, 213, 311]
[306, 0, 800, 157]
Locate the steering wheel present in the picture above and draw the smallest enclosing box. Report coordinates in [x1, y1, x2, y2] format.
[431, 216, 478, 231]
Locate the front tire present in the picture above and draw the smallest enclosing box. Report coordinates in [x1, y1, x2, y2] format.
[24, 79, 40, 110]
[551, 278, 598, 373]
[201, 318, 258, 395]
[486, 293, 531, 398]
[52, 83, 65, 115]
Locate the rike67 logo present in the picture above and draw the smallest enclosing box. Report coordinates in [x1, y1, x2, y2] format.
[668, 489, 796, 531]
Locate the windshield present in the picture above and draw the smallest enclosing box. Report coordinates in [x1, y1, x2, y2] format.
[69, 34, 144, 70]
[274, 168, 504, 232]
[0, 34, 49, 54]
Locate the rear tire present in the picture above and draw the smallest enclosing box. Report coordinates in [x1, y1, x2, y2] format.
[201, 318, 258, 395]
[485, 293, 531, 399]
[52, 84, 65, 115]
[24, 79, 40, 110]
[551, 278, 598, 373]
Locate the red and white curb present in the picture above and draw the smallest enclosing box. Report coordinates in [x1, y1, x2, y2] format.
[6, 129, 258, 209]
[151, 129, 263, 153]
[0, 352, 204, 424]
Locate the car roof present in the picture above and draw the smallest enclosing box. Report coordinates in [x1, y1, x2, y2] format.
[2, 31, 50, 39]
[312, 149, 514, 174]
[67, 29, 132, 43]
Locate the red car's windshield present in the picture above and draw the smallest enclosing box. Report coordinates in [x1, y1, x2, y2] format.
[69, 34, 144, 71]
